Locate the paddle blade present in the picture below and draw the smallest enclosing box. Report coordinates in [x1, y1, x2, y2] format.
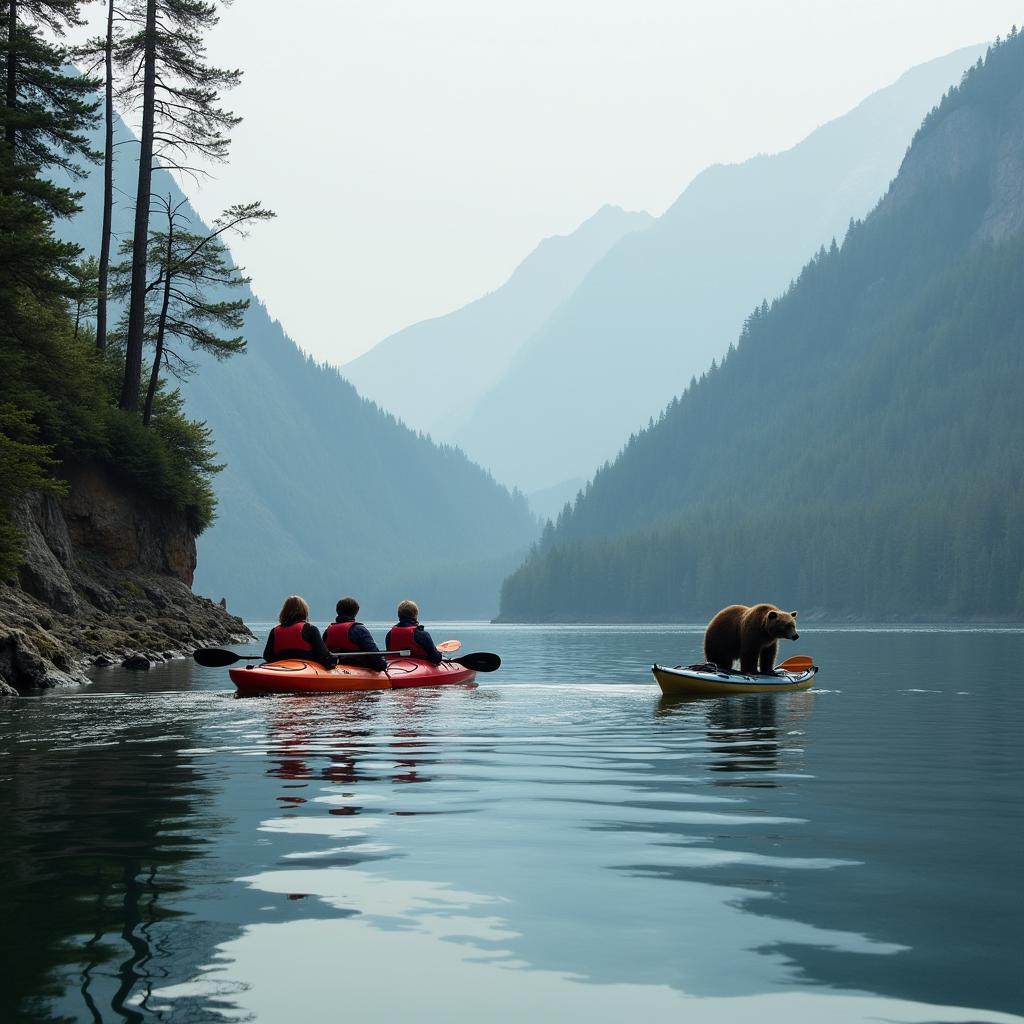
[438, 639, 462, 653]
[452, 651, 501, 673]
[193, 647, 242, 668]
[777, 655, 814, 672]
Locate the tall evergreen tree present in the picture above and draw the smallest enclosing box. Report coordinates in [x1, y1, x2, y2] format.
[1, 0, 96, 212]
[76, 0, 118, 350]
[114, 0, 240, 412]
[110, 194, 273, 425]
[1, 0, 96, 336]
[68, 251, 98, 337]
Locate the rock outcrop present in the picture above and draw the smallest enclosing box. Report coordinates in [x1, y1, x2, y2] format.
[0, 462, 252, 694]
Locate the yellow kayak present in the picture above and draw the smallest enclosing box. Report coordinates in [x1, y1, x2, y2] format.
[653, 658, 818, 697]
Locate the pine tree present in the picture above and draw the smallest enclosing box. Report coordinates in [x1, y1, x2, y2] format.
[75, 0, 118, 351]
[1, 0, 97, 214]
[110, 194, 273, 426]
[1, 0, 97, 324]
[68, 252, 98, 337]
[1, 1, 96, 341]
[115, 0, 240, 412]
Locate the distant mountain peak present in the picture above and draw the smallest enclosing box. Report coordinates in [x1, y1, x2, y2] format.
[449, 43, 987, 494]
[342, 202, 652, 439]
[497, 32, 1024, 623]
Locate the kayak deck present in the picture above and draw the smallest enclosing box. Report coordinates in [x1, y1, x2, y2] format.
[230, 657, 476, 695]
[653, 662, 817, 697]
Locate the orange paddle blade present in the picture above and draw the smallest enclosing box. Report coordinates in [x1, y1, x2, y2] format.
[777, 655, 814, 672]
[438, 640, 462, 653]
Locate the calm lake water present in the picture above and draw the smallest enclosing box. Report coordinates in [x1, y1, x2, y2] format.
[1, 623, 1022, 1023]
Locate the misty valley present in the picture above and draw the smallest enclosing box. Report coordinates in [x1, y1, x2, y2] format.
[2, 5, 1023, 1024]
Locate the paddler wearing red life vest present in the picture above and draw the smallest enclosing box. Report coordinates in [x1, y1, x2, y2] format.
[263, 595, 336, 667]
[385, 600, 443, 664]
[323, 597, 386, 672]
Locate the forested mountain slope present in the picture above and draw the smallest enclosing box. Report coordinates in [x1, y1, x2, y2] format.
[58, 117, 538, 620]
[343, 205, 651, 437]
[452, 46, 983, 494]
[499, 34, 1024, 622]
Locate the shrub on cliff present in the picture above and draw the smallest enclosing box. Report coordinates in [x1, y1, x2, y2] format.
[0, 296, 222, 574]
[103, 388, 220, 535]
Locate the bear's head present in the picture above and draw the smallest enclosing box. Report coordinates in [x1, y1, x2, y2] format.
[766, 609, 799, 641]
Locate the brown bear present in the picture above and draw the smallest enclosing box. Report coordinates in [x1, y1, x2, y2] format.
[703, 603, 799, 675]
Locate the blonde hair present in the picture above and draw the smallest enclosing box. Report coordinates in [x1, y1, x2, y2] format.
[397, 599, 419, 621]
[278, 594, 310, 625]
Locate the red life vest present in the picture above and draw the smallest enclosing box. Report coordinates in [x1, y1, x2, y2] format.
[387, 623, 431, 660]
[324, 621, 358, 652]
[272, 620, 312, 655]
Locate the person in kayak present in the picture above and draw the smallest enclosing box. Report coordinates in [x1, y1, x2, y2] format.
[263, 595, 336, 667]
[385, 600, 443, 664]
[323, 597, 387, 672]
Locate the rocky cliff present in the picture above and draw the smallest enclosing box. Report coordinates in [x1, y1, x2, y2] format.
[0, 462, 251, 694]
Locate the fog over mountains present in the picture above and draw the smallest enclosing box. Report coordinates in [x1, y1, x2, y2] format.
[53, 43, 991, 621]
[343, 205, 652, 440]
[349, 46, 982, 500]
[499, 34, 1024, 622]
[57, 116, 538, 621]
[459, 46, 984, 495]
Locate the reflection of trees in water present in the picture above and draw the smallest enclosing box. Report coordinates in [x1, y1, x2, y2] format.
[0, 713, 228, 1024]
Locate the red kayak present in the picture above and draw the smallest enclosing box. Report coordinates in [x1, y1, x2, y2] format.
[229, 656, 476, 695]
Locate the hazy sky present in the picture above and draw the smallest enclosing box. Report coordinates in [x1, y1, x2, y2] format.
[77, 1, 1021, 365]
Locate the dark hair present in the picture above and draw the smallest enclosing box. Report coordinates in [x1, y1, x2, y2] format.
[336, 596, 359, 618]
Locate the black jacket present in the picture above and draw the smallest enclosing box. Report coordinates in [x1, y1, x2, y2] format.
[263, 617, 335, 668]
[326, 617, 387, 672]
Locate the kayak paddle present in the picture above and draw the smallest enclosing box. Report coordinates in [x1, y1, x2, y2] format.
[777, 655, 814, 672]
[446, 651, 501, 672]
[193, 647, 411, 668]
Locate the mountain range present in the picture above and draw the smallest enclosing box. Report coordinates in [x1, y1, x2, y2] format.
[347, 47, 983, 499]
[57, 118, 538, 621]
[498, 35, 1024, 622]
[342, 204, 652, 440]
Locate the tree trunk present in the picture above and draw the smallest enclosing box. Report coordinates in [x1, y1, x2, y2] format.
[143, 200, 173, 427]
[96, 0, 115, 353]
[5, 1, 16, 153]
[119, 0, 157, 411]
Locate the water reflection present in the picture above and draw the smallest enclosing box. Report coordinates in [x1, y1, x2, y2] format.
[153, 677, 1016, 1022]
[656, 692, 817, 784]
[172, 863, 1018, 1024]
[0, 695, 237, 1024]
[2, 628, 1022, 1022]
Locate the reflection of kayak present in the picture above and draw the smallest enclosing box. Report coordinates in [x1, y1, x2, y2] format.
[230, 657, 476, 695]
[652, 661, 817, 697]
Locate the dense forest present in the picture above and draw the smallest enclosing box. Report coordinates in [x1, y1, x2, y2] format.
[499, 32, 1024, 622]
[1, 0, 243, 577]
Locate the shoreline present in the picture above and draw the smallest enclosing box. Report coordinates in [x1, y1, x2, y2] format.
[0, 472, 253, 695]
